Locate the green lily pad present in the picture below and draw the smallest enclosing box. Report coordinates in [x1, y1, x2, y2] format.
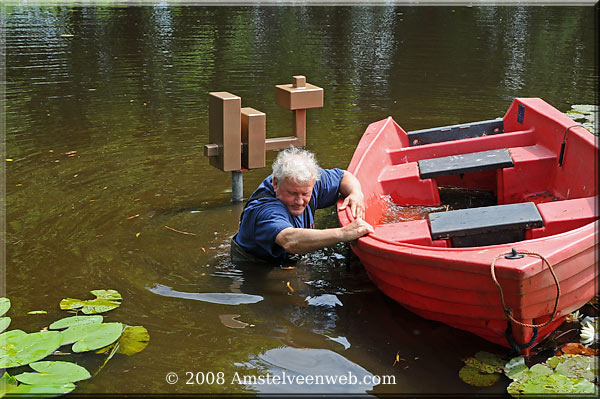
[508, 373, 596, 396]
[0, 317, 10, 333]
[0, 331, 62, 368]
[97, 325, 149, 356]
[60, 290, 122, 314]
[0, 298, 10, 317]
[49, 315, 103, 330]
[459, 364, 501, 387]
[549, 354, 597, 382]
[60, 322, 123, 352]
[15, 361, 90, 385]
[464, 351, 505, 374]
[504, 356, 528, 380]
[0, 329, 27, 343]
[0, 370, 18, 388]
[1, 381, 76, 397]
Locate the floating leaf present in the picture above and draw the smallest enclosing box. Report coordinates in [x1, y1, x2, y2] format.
[508, 373, 596, 396]
[551, 355, 597, 382]
[97, 325, 149, 356]
[0, 298, 10, 316]
[1, 381, 76, 397]
[0, 331, 62, 368]
[60, 322, 123, 352]
[219, 314, 249, 329]
[27, 310, 47, 315]
[504, 356, 528, 380]
[0, 371, 18, 388]
[60, 290, 122, 314]
[459, 364, 501, 387]
[558, 343, 598, 356]
[463, 351, 505, 374]
[0, 317, 10, 333]
[49, 315, 103, 330]
[15, 361, 90, 385]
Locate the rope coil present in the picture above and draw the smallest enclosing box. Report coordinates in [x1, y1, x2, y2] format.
[490, 250, 561, 329]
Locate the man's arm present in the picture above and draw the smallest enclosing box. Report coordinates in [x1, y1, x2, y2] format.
[338, 171, 366, 219]
[275, 218, 374, 254]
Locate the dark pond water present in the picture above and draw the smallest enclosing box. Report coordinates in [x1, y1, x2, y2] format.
[2, 4, 597, 396]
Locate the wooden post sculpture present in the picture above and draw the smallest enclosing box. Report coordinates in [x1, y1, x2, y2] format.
[204, 75, 323, 202]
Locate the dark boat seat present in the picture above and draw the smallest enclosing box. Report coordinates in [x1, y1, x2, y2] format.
[407, 119, 504, 146]
[418, 148, 513, 179]
[428, 202, 544, 247]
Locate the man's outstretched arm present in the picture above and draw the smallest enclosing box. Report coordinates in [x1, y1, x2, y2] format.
[275, 218, 374, 254]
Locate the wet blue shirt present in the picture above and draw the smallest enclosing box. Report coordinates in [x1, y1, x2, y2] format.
[235, 168, 345, 262]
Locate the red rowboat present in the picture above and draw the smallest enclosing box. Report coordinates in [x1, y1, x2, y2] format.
[338, 98, 598, 355]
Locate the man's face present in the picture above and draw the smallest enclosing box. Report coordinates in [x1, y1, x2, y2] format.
[273, 176, 315, 216]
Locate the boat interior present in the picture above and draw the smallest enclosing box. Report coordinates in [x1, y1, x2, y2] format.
[361, 99, 598, 248]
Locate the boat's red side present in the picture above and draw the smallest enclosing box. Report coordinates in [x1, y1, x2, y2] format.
[338, 98, 599, 353]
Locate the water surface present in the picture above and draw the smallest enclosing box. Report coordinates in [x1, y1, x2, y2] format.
[3, 4, 596, 395]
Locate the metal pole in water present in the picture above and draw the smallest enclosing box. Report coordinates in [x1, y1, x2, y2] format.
[232, 171, 243, 202]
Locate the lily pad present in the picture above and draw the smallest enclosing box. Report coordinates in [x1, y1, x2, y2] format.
[15, 361, 90, 385]
[97, 325, 149, 356]
[49, 315, 103, 330]
[463, 351, 505, 374]
[459, 364, 501, 387]
[0, 298, 10, 316]
[1, 381, 76, 397]
[507, 373, 596, 396]
[60, 290, 122, 314]
[0, 371, 18, 388]
[0, 331, 62, 368]
[504, 356, 528, 380]
[0, 317, 10, 333]
[550, 355, 596, 382]
[60, 322, 123, 352]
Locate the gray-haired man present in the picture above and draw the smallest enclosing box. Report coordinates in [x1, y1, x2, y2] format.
[231, 146, 373, 263]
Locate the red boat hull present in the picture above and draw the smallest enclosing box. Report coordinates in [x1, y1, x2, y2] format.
[338, 98, 598, 354]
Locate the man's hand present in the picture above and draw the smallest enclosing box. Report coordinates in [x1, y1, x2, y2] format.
[339, 171, 366, 219]
[340, 218, 374, 241]
[338, 191, 365, 220]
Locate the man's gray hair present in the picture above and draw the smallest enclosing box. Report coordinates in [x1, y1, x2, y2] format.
[272, 146, 321, 185]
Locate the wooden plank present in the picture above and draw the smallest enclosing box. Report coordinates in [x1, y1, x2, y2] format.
[418, 148, 513, 179]
[407, 119, 504, 146]
[429, 202, 543, 240]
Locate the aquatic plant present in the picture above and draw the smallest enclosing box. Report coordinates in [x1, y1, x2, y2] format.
[0, 291, 149, 397]
[580, 317, 598, 346]
[565, 105, 597, 135]
[506, 354, 597, 396]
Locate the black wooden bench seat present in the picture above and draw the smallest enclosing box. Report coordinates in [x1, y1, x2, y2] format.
[418, 148, 514, 179]
[428, 202, 544, 247]
[407, 119, 504, 146]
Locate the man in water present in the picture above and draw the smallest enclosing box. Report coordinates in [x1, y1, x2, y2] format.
[231, 146, 374, 264]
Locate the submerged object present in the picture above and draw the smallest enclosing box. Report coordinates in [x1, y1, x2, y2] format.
[338, 98, 598, 355]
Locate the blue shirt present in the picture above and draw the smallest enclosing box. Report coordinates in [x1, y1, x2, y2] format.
[235, 168, 345, 262]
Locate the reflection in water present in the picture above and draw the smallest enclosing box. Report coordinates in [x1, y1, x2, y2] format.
[305, 294, 343, 307]
[243, 347, 377, 394]
[147, 283, 263, 305]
